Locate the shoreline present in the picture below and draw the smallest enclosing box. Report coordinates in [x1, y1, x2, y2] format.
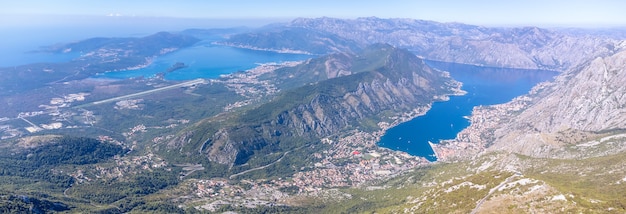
[213, 41, 315, 55]
[372, 79, 467, 161]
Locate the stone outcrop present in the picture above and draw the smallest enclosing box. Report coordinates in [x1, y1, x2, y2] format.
[435, 42, 626, 160]
[229, 17, 617, 71]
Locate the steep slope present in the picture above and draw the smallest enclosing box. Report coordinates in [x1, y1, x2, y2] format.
[258, 51, 355, 90]
[259, 43, 419, 90]
[289, 17, 617, 70]
[316, 151, 626, 213]
[314, 28, 626, 214]
[165, 44, 459, 170]
[434, 41, 626, 160]
[511, 49, 626, 132]
[228, 17, 617, 70]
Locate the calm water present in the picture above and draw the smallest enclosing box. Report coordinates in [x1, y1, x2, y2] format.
[0, 25, 157, 67]
[0, 16, 284, 68]
[97, 40, 312, 80]
[378, 61, 558, 161]
[0, 27, 311, 79]
[2, 24, 557, 162]
[0, 29, 86, 67]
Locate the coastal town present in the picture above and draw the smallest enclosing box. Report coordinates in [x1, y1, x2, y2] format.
[179, 127, 433, 210]
[0, 58, 460, 193]
[218, 61, 303, 111]
[176, 104, 442, 210]
[0, 45, 512, 212]
[433, 81, 552, 161]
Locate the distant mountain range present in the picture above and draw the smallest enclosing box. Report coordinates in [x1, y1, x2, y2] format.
[435, 45, 626, 161]
[1, 16, 626, 213]
[218, 26, 362, 54]
[226, 17, 619, 71]
[165, 44, 459, 169]
[174, 17, 626, 213]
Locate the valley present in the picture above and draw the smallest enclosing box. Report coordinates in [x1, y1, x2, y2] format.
[0, 16, 625, 213]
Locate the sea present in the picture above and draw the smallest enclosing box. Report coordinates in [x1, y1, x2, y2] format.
[1, 31, 310, 80]
[0, 19, 160, 67]
[95, 39, 311, 80]
[1, 20, 558, 162]
[0, 15, 291, 69]
[377, 61, 558, 161]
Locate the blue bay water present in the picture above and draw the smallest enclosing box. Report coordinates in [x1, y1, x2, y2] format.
[0, 28, 85, 67]
[97, 40, 312, 80]
[0, 27, 161, 68]
[0, 16, 280, 68]
[1, 23, 557, 162]
[378, 61, 558, 161]
[0, 25, 311, 79]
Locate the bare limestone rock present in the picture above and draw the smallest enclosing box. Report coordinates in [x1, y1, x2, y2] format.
[436, 45, 626, 160]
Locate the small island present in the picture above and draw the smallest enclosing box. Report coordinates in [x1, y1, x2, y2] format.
[166, 62, 188, 73]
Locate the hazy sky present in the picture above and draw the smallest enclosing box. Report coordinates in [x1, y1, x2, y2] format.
[3, 0, 626, 27]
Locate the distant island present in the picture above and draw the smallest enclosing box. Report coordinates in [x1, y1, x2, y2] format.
[2, 17, 626, 213]
[166, 62, 187, 73]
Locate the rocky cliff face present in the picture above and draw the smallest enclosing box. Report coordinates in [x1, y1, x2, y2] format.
[434, 41, 626, 160]
[517, 48, 626, 132]
[173, 45, 457, 166]
[259, 52, 355, 90]
[282, 17, 618, 70]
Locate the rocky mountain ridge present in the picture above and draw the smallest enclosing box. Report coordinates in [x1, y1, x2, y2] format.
[292, 17, 621, 71]
[168, 44, 460, 168]
[434, 41, 626, 160]
[3, 17, 626, 213]
[226, 17, 619, 71]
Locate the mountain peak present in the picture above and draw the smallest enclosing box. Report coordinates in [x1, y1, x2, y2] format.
[170, 45, 455, 168]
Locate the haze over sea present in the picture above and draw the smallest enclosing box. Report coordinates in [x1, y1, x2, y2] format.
[0, 16, 281, 68]
[97, 39, 311, 80]
[378, 61, 558, 161]
[1, 19, 558, 163]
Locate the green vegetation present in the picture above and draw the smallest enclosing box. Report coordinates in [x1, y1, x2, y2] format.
[25, 136, 125, 165]
[72, 81, 244, 141]
[242, 71, 373, 124]
[156, 43, 450, 186]
[68, 168, 180, 203]
[1, 18, 624, 214]
[44, 32, 200, 56]
[213, 204, 315, 213]
[524, 152, 626, 213]
[0, 136, 171, 213]
[0, 136, 125, 189]
[0, 135, 191, 213]
[0, 32, 199, 96]
[232, 156, 520, 214]
[0, 191, 70, 213]
[225, 27, 361, 55]
[231, 143, 328, 180]
[350, 43, 395, 72]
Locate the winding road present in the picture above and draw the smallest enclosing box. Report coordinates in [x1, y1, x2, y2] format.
[470, 173, 520, 214]
[229, 151, 289, 179]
